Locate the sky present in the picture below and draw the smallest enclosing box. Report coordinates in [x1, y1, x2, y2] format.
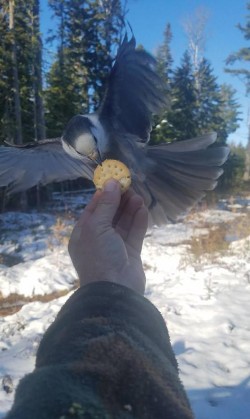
[40, 0, 249, 145]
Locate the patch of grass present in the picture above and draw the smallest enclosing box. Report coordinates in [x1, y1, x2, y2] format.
[48, 217, 72, 250]
[190, 225, 230, 261]
[227, 212, 250, 240]
[188, 212, 250, 263]
[0, 280, 79, 317]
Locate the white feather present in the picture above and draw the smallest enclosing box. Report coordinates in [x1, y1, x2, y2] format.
[86, 113, 109, 155]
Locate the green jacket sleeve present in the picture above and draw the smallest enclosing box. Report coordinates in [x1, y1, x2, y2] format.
[6, 281, 194, 419]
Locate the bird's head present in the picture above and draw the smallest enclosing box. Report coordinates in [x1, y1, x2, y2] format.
[62, 115, 102, 165]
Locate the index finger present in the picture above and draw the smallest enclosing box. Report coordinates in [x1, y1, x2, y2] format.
[77, 189, 102, 227]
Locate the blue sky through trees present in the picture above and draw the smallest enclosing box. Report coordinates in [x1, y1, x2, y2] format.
[40, 0, 249, 145]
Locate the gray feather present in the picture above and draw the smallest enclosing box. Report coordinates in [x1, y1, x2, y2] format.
[99, 35, 168, 142]
[160, 133, 217, 151]
[133, 133, 230, 224]
[0, 140, 93, 193]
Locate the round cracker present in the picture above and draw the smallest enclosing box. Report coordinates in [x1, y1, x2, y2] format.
[93, 159, 131, 193]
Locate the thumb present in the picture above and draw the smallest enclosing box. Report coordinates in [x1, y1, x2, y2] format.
[93, 180, 121, 225]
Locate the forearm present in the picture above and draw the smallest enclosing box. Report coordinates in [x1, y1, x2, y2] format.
[6, 282, 194, 419]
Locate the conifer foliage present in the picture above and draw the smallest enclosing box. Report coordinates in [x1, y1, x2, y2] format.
[225, 1, 250, 95]
[151, 22, 241, 145]
[45, 0, 125, 137]
[0, 0, 125, 142]
[0, 0, 46, 144]
[0, 1, 246, 194]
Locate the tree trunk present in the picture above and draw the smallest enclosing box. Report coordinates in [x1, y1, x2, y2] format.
[9, 0, 23, 145]
[182, 7, 209, 93]
[243, 112, 250, 181]
[32, 0, 46, 141]
[9, 0, 27, 210]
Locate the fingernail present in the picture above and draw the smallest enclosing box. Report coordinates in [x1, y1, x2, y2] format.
[104, 179, 119, 192]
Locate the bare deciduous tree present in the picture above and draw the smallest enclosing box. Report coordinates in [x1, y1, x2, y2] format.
[182, 6, 210, 90]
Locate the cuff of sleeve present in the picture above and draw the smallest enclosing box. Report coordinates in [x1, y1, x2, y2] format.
[56, 281, 176, 367]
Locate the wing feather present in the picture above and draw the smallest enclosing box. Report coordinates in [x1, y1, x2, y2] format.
[98, 35, 168, 142]
[0, 139, 93, 193]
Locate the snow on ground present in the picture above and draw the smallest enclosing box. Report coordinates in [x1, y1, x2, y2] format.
[143, 232, 250, 419]
[0, 193, 250, 418]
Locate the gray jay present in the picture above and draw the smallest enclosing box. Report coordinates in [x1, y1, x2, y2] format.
[0, 36, 229, 225]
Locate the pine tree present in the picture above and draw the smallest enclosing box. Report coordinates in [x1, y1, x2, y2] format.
[217, 84, 241, 144]
[45, 0, 83, 136]
[152, 51, 198, 144]
[219, 143, 246, 192]
[167, 51, 198, 140]
[152, 47, 241, 146]
[9, 0, 23, 144]
[156, 23, 173, 87]
[151, 23, 174, 144]
[13, 0, 37, 142]
[195, 61, 241, 144]
[32, 0, 46, 141]
[0, 0, 46, 144]
[225, 1, 250, 94]
[45, 0, 125, 137]
[194, 58, 223, 136]
[85, 0, 125, 109]
[0, 3, 13, 143]
[0, 0, 26, 144]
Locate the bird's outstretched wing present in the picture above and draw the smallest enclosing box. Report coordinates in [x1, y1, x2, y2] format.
[0, 139, 93, 193]
[134, 133, 230, 225]
[98, 35, 167, 142]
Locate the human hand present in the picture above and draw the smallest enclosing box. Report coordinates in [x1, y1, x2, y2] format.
[68, 180, 148, 294]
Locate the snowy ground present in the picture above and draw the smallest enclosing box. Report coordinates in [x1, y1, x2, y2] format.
[0, 192, 250, 418]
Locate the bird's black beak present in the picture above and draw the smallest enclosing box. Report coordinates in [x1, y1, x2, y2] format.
[91, 148, 103, 166]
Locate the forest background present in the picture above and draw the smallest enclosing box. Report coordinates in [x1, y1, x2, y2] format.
[0, 0, 249, 207]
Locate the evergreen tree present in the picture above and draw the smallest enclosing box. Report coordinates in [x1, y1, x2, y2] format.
[152, 45, 241, 146]
[151, 23, 174, 143]
[45, 0, 125, 137]
[217, 84, 241, 144]
[195, 61, 241, 144]
[32, 0, 46, 141]
[194, 58, 223, 138]
[9, 0, 23, 144]
[0, 3, 13, 143]
[45, 0, 83, 136]
[11, 0, 40, 143]
[0, 0, 45, 144]
[152, 13, 241, 147]
[225, 1, 250, 94]
[85, 0, 126, 109]
[156, 23, 173, 87]
[45, 58, 80, 136]
[167, 51, 198, 140]
[219, 143, 246, 192]
[152, 51, 198, 143]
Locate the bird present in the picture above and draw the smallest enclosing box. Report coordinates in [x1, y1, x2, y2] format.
[0, 35, 229, 225]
